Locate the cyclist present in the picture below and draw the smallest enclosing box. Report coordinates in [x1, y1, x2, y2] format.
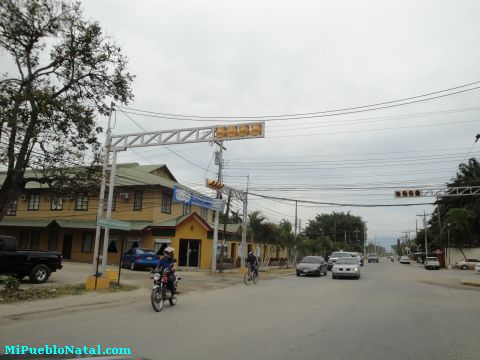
[247, 251, 259, 277]
[154, 246, 177, 294]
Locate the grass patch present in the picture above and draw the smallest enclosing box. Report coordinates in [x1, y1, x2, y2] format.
[0, 283, 138, 303]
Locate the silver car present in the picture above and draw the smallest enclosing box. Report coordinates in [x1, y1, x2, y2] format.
[331, 257, 361, 279]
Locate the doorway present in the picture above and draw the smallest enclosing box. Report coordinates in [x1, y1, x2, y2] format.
[179, 239, 201, 268]
[62, 234, 73, 260]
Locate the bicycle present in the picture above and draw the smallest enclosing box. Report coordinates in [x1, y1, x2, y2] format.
[244, 265, 257, 285]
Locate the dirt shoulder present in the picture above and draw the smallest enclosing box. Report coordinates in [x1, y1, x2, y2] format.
[0, 264, 294, 324]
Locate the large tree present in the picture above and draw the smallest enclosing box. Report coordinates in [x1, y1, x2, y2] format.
[0, 0, 134, 219]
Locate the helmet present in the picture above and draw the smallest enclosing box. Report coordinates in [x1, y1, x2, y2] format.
[248, 251, 254, 256]
[164, 247, 175, 257]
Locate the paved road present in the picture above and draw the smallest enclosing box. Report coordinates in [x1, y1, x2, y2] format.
[1, 260, 479, 360]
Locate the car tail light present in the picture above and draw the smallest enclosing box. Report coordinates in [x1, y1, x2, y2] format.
[135, 255, 141, 260]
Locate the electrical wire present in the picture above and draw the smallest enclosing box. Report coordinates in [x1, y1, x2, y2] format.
[115, 80, 480, 121]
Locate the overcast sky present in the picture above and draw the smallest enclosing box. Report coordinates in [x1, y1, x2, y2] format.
[5, 0, 480, 249]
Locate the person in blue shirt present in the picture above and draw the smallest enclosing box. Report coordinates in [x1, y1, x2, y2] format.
[155, 247, 177, 294]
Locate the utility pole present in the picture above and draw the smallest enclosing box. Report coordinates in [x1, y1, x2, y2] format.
[374, 235, 377, 254]
[294, 200, 298, 263]
[363, 228, 367, 258]
[417, 211, 428, 263]
[211, 142, 224, 272]
[344, 231, 347, 249]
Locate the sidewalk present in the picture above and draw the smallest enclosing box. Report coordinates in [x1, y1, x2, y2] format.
[0, 265, 293, 324]
[406, 262, 480, 289]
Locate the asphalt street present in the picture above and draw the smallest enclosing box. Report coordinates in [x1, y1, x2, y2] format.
[1, 260, 479, 360]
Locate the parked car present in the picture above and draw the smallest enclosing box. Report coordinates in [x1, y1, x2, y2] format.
[475, 263, 480, 273]
[424, 257, 440, 270]
[400, 256, 411, 264]
[296, 256, 327, 277]
[454, 258, 480, 270]
[367, 253, 379, 263]
[331, 257, 361, 279]
[0, 235, 63, 283]
[327, 251, 352, 270]
[122, 248, 160, 270]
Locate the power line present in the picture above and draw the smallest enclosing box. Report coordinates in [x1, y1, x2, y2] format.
[115, 80, 480, 121]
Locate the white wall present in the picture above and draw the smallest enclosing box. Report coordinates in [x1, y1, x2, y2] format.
[445, 247, 480, 265]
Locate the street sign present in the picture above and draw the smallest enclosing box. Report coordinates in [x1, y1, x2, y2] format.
[173, 186, 225, 211]
[97, 218, 131, 231]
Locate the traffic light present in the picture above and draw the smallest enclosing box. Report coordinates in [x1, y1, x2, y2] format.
[215, 122, 264, 140]
[394, 189, 423, 198]
[206, 179, 224, 190]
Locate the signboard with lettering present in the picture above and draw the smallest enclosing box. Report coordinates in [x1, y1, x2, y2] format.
[173, 186, 224, 211]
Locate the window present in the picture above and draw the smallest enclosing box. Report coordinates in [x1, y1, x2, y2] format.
[161, 193, 172, 214]
[133, 191, 143, 211]
[30, 231, 40, 250]
[48, 231, 59, 251]
[75, 194, 89, 211]
[201, 207, 208, 221]
[82, 233, 93, 253]
[6, 200, 17, 216]
[183, 203, 191, 215]
[51, 196, 63, 211]
[28, 194, 40, 211]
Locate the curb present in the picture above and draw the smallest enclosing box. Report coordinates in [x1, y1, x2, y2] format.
[460, 281, 480, 287]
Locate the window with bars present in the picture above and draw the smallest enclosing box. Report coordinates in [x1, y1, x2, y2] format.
[201, 207, 208, 220]
[6, 200, 17, 216]
[75, 194, 89, 211]
[133, 191, 143, 211]
[162, 193, 172, 214]
[51, 196, 63, 211]
[28, 194, 40, 211]
[183, 203, 192, 215]
[82, 233, 93, 253]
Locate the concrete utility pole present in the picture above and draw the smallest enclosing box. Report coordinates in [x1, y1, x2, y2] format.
[363, 228, 367, 258]
[211, 143, 224, 272]
[92, 102, 114, 277]
[293, 200, 298, 263]
[417, 211, 428, 262]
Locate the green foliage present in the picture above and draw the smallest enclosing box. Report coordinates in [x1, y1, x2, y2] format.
[3, 275, 19, 293]
[0, 0, 134, 218]
[303, 212, 367, 254]
[446, 208, 476, 247]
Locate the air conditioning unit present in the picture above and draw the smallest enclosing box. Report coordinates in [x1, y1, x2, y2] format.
[19, 195, 27, 201]
[120, 192, 130, 200]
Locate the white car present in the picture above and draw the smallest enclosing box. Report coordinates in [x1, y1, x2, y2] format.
[454, 259, 480, 270]
[475, 263, 480, 273]
[424, 257, 440, 270]
[331, 257, 360, 279]
[400, 256, 411, 264]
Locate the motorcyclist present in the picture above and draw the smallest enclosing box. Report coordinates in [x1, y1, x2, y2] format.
[154, 247, 178, 294]
[247, 251, 259, 276]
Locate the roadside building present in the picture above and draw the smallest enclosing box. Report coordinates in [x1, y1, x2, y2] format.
[0, 163, 286, 269]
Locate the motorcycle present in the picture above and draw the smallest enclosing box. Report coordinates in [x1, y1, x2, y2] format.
[151, 267, 180, 312]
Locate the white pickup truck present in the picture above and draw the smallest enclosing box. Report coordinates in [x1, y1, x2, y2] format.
[424, 256, 440, 270]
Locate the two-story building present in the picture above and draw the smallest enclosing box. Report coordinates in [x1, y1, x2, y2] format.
[0, 163, 247, 269]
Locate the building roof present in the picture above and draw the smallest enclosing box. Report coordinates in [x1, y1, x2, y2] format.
[0, 163, 189, 192]
[0, 218, 152, 231]
[152, 213, 212, 231]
